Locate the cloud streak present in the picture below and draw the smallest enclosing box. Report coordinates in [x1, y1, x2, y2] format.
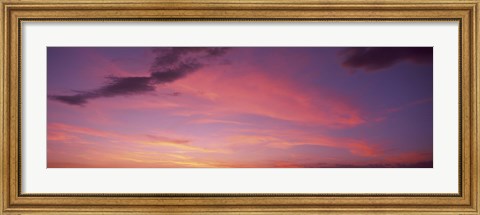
[49, 47, 229, 105]
[172, 70, 366, 127]
[340, 47, 433, 72]
[227, 129, 382, 157]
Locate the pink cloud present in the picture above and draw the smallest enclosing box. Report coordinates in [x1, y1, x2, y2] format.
[48, 122, 119, 138]
[47, 122, 231, 167]
[371, 97, 432, 123]
[170, 67, 365, 128]
[386, 97, 432, 114]
[226, 129, 383, 157]
[188, 118, 249, 125]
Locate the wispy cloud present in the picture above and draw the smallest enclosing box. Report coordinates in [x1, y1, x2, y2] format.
[48, 122, 229, 156]
[373, 97, 433, 122]
[188, 118, 249, 125]
[385, 97, 432, 113]
[140, 134, 229, 154]
[48, 122, 120, 138]
[227, 129, 383, 157]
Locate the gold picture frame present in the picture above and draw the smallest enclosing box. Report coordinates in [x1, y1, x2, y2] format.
[1, 0, 478, 214]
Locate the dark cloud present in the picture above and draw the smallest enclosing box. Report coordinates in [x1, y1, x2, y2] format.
[98, 76, 155, 97]
[169, 92, 181, 97]
[49, 94, 92, 106]
[151, 61, 202, 84]
[340, 47, 433, 72]
[150, 47, 229, 70]
[49, 76, 154, 106]
[302, 160, 433, 168]
[50, 47, 230, 106]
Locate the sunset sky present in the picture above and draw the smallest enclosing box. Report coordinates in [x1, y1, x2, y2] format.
[47, 47, 433, 168]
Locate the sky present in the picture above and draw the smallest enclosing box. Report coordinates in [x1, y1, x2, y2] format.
[47, 47, 433, 168]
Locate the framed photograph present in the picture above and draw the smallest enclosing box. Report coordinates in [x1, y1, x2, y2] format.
[1, 0, 478, 214]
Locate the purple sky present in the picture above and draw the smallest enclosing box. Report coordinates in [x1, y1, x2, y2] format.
[47, 47, 433, 168]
